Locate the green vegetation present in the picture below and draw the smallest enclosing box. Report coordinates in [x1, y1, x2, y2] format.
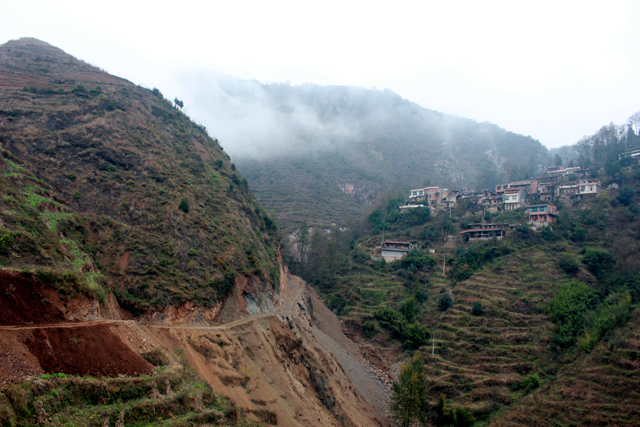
[229, 82, 549, 231]
[391, 354, 427, 427]
[0, 366, 250, 427]
[178, 198, 190, 213]
[434, 394, 475, 427]
[0, 38, 282, 312]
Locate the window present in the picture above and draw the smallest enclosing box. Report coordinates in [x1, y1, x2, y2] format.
[531, 207, 538, 212]
[541, 206, 546, 212]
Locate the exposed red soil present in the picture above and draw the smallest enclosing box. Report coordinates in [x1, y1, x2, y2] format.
[0, 271, 65, 325]
[22, 324, 153, 377]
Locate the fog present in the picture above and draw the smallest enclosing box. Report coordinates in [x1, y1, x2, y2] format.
[2, 0, 639, 150]
[174, 73, 365, 159]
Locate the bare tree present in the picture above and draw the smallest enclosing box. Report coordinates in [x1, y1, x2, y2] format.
[628, 111, 640, 135]
[558, 146, 572, 165]
[573, 136, 592, 171]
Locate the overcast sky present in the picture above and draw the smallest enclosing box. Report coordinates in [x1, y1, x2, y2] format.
[2, 0, 639, 149]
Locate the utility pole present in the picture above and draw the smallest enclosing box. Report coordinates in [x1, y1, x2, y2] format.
[442, 252, 446, 276]
[432, 331, 435, 355]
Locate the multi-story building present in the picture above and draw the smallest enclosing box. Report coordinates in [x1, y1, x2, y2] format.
[503, 188, 526, 210]
[528, 204, 558, 223]
[409, 186, 442, 207]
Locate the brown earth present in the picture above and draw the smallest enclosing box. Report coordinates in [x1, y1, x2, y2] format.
[0, 267, 392, 427]
[22, 323, 153, 377]
[0, 270, 66, 325]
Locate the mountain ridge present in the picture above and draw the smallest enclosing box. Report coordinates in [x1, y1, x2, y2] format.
[179, 75, 550, 229]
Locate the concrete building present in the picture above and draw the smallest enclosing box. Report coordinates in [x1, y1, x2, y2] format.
[460, 223, 514, 243]
[496, 179, 538, 195]
[503, 188, 526, 211]
[375, 240, 419, 261]
[577, 179, 602, 198]
[556, 179, 601, 200]
[409, 186, 442, 207]
[528, 204, 558, 223]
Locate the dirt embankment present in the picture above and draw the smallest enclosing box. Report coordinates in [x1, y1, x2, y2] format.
[0, 268, 392, 426]
[0, 271, 66, 325]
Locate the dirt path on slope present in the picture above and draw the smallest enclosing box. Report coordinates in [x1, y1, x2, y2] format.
[0, 272, 393, 424]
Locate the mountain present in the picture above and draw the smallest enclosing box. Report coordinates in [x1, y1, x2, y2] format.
[180, 75, 550, 229]
[0, 39, 391, 426]
[0, 38, 281, 316]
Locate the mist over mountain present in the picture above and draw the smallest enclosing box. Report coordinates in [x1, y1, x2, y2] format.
[178, 74, 550, 228]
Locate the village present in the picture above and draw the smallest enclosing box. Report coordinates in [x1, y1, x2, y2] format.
[375, 164, 604, 262]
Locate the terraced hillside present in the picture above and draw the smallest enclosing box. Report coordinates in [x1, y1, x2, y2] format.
[416, 249, 561, 419]
[493, 306, 640, 426]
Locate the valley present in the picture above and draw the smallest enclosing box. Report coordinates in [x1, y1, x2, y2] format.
[0, 37, 639, 427]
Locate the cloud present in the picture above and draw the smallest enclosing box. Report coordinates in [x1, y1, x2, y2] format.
[173, 72, 359, 159]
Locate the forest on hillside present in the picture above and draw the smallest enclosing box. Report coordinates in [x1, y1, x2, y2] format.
[185, 75, 550, 229]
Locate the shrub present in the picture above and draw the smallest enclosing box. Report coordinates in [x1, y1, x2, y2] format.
[471, 301, 483, 316]
[570, 226, 587, 242]
[402, 323, 427, 350]
[578, 292, 632, 351]
[374, 307, 401, 328]
[394, 250, 436, 271]
[434, 394, 475, 427]
[0, 233, 13, 254]
[400, 297, 419, 323]
[439, 294, 452, 312]
[582, 248, 615, 279]
[547, 280, 599, 350]
[522, 373, 540, 389]
[541, 226, 558, 241]
[178, 198, 189, 213]
[362, 320, 378, 338]
[558, 253, 579, 275]
[141, 349, 167, 366]
[209, 270, 237, 301]
[618, 186, 635, 206]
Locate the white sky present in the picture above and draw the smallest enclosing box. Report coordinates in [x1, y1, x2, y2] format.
[2, 0, 639, 148]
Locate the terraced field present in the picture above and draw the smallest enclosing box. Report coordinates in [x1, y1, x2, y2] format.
[493, 305, 640, 426]
[418, 249, 563, 420]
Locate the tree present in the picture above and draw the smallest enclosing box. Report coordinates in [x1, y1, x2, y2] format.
[173, 98, 184, 110]
[553, 153, 563, 166]
[439, 293, 453, 312]
[391, 354, 428, 427]
[558, 146, 572, 166]
[573, 137, 592, 171]
[618, 186, 635, 206]
[628, 110, 640, 136]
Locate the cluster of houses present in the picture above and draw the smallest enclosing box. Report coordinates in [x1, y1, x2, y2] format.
[405, 165, 602, 215]
[376, 166, 602, 260]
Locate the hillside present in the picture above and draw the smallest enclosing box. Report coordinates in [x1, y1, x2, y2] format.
[0, 38, 395, 427]
[181, 75, 550, 229]
[286, 150, 640, 425]
[0, 38, 281, 316]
